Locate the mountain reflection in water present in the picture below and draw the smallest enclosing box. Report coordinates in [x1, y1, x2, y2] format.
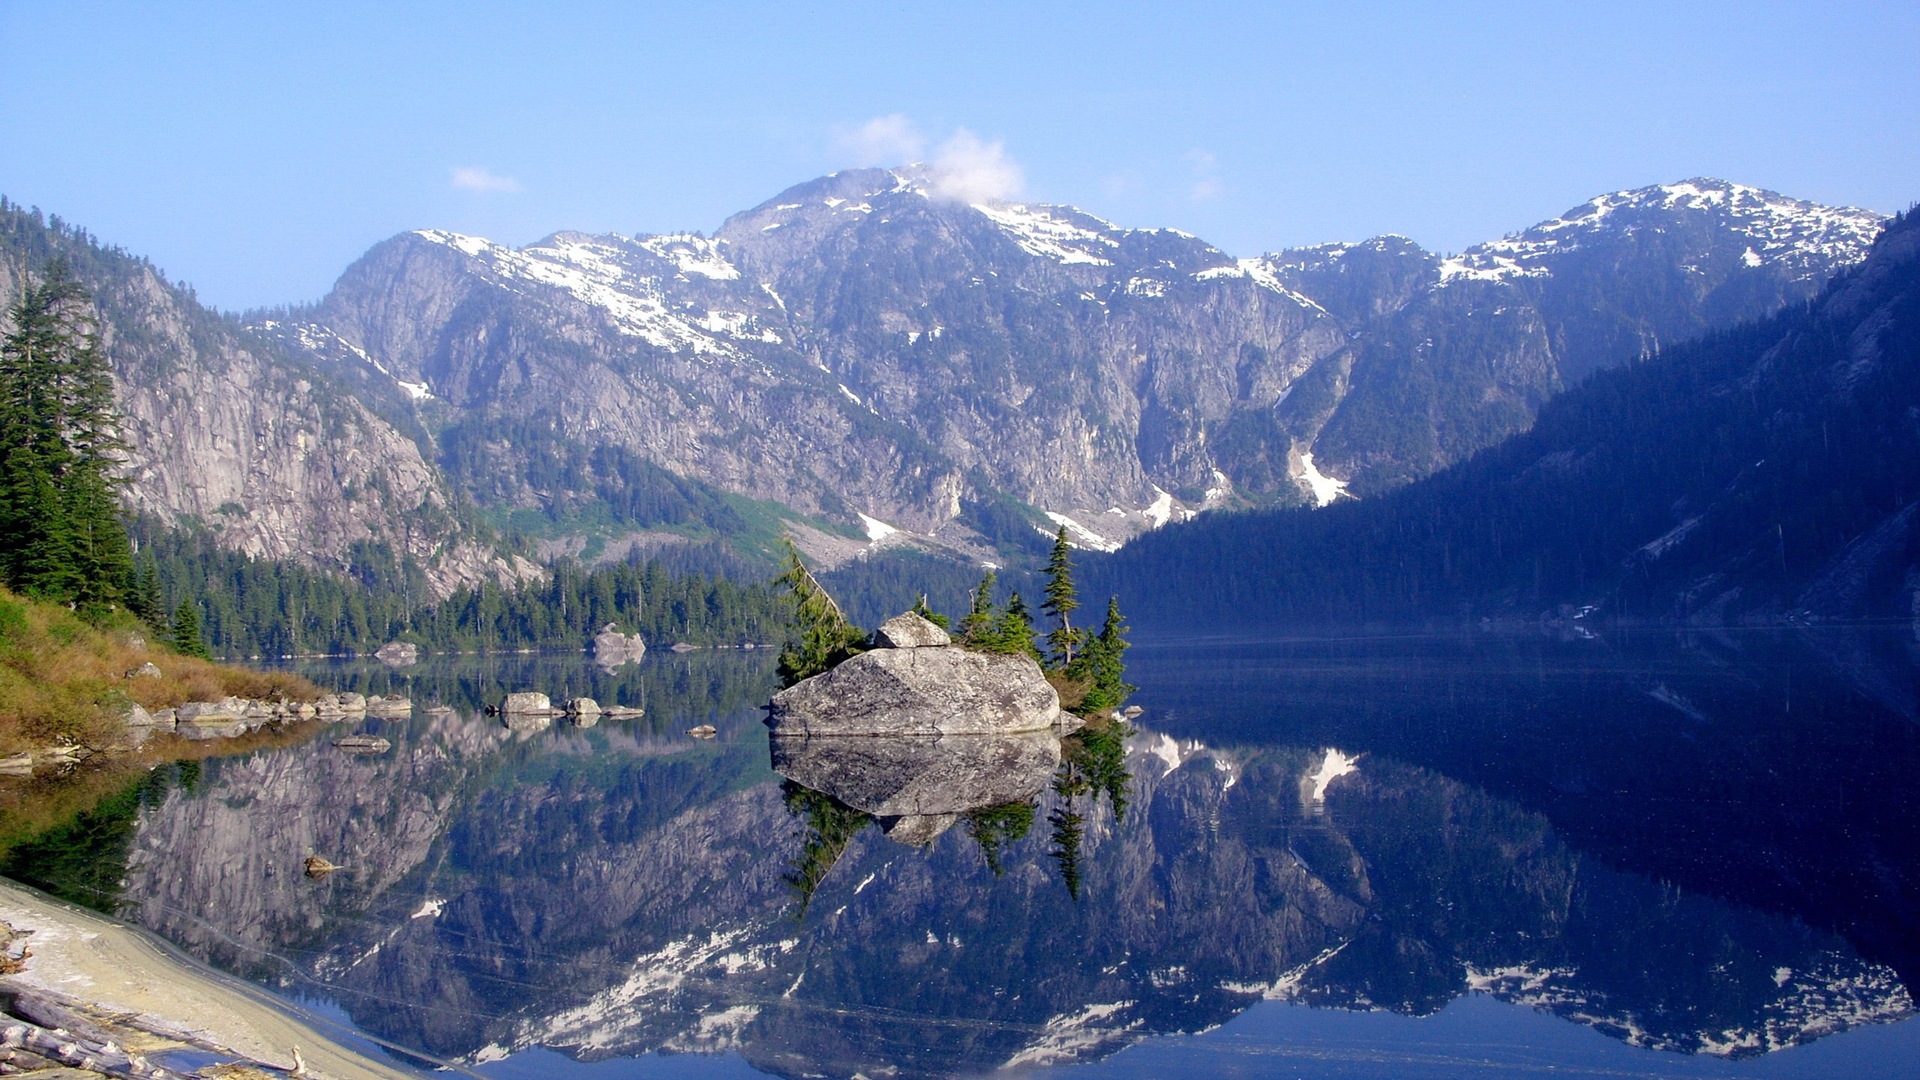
[18, 633, 1916, 1078]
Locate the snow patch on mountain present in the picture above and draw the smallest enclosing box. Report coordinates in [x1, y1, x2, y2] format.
[266, 320, 436, 402]
[971, 202, 1120, 266]
[1043, 511, 1123, 552]
[414, 229, 773, 361]
[1196, 258, 1331, 314]
[1296, 451, 1351, 507]
[635, 233, 741, 280]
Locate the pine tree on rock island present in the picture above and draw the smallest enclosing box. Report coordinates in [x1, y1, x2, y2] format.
[1042, 526, 1081, 666]
[0, 257, 131, 612]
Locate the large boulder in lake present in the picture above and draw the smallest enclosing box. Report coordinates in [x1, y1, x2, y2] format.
[767, 642, 1060, 737]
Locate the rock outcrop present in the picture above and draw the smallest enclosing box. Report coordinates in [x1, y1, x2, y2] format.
[871, 612, 950, 649]
[766, 632, 1059, 737]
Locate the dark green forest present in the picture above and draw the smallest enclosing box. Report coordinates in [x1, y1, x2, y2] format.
[128, 517, 794, 658]
[1097, 209, 1920, 629]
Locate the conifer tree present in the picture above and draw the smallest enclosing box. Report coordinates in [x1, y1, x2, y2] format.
[992, 590, 1040, 659]
[909, 593, 950, 630]
[774, 537, 865, 686]
[170, 599, 210, 659]
[0, 258, 129, 611]
[1041, 526, 1080, 667]
[959, 570, 998, 644]
[1077, 596, 1136, 712]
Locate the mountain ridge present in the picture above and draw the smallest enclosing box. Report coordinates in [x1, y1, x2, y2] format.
[281, 171, 1883, 566]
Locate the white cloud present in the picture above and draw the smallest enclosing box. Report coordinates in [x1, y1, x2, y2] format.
[450, 166, 522, 194]
[836, 114, 926, 166]
[927, 129, 1023, 203]
[1187, 149, 1222, 202]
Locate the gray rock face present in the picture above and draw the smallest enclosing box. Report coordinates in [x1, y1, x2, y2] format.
[872, 612, 950, 649]
[766, 646, 1059, 737]
[0, 207, 532, 600]
[128, 662, 162, 679]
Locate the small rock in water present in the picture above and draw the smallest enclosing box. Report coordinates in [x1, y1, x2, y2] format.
[502, 691, 551, 714]
[686, 724, 718, 739]
[1121, 705, 1144, 719]
[332, 735, 392, 755]
[670, 642, 697, 653]
[592, 624, 647, 667]
[373, 640, 420, 667]
[365, 695, 413, 717]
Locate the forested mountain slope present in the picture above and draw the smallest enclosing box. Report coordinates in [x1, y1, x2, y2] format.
[1095, 208, 1920, 628]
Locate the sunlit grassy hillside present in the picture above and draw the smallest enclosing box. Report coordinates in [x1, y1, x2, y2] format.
[0, 585, 318, 754]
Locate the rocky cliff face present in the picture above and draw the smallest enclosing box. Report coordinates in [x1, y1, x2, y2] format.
[285, 173, 1884, 556]
[0, 205, 527, 597]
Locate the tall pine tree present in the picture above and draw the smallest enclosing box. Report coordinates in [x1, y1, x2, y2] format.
[1041, 526, 1081, 667]
[0, 258, 129, 611]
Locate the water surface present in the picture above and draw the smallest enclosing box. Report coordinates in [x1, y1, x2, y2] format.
[15, 629, 1920, 1078]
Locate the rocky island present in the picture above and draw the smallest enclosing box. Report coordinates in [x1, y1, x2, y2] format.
[766, 612, 1062, 737]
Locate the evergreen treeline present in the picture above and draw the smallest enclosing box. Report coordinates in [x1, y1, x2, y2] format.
[0, 259, 130, 612]
[1096, 209, 1920, 629]
[130, 517, 790, 658]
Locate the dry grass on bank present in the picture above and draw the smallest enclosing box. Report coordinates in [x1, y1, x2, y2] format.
[0, 586, 320, 754]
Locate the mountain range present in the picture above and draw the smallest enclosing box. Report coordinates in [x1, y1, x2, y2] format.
[0, 175, 1888, 597]
[1097, 206, 1920, 627]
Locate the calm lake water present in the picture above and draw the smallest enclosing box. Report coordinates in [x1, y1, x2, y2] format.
[12, 627, 1920, 1078]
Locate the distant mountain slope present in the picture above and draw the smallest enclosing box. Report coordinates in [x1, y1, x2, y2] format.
[0, 202, 527, 598]
[1096, 207, 1920, 628]
[286, 172, 1882, 561]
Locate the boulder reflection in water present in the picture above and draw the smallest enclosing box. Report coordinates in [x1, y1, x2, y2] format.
[770, 730, 1060, 844]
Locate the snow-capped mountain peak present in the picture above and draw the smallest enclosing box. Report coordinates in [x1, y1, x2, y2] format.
[1437, 178, 1886, 285]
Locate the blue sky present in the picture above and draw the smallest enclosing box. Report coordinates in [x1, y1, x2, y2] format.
[3, 1, 1915, 311]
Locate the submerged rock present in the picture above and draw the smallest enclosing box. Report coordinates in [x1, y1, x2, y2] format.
[767, 645, 1059, 737]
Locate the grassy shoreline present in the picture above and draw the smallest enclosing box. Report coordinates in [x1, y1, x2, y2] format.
[0, 585, 320, 756]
